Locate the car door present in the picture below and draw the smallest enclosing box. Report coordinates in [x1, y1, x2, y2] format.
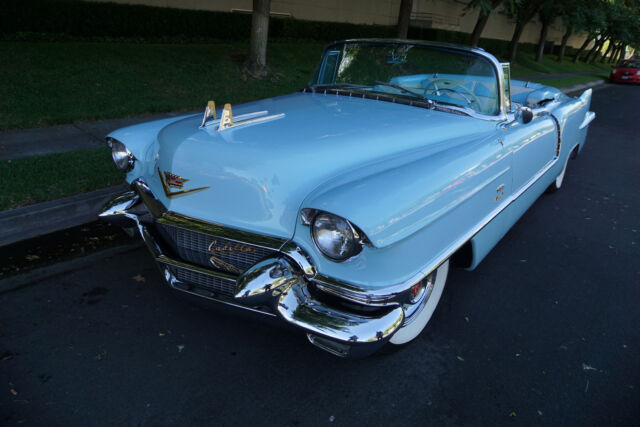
[502, 113, 558, 192]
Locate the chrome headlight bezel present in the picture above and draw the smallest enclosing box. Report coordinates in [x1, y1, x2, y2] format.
[302, 209, 367, 262]
[106, 137, 135, 172]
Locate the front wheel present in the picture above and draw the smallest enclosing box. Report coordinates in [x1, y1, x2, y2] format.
[388, 259, 449, 346]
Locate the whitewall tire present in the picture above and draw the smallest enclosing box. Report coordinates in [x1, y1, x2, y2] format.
[389, 259, 449, 345]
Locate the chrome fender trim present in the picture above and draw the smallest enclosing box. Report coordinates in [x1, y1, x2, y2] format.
[98, 190, 140, 227]
[579, 111, 596, 130]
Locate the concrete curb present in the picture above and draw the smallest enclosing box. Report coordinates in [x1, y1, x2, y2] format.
[560, 79, 607, 94]
[0, 242, 143, 295]
[0, 184, 127, 247]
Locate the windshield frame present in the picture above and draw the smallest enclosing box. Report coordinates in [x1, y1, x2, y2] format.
[308, 39, 508, 122]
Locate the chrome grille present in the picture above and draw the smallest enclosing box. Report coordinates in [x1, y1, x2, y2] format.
[157, 223, 277, 275]
[168, 265, 236, 297]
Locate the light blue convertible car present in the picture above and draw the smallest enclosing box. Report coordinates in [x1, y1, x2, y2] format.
[100, 39, 595, 357]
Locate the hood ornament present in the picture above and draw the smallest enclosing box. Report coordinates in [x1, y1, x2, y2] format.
[200, 100, 216, 128]
[158, 169, 209, 199]
[198, 100, 285, 132]
[218, 103, 234, 130]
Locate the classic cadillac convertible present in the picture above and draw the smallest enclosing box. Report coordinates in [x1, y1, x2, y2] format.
[100, 39, 595, 357]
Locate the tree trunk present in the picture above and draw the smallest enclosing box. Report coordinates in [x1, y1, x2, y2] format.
[607, 45, 616, 63]
[588, 37, 606, 64]
[609, 44, 620, 63]
[573, 35, 592, 63]
[470, 11, 491, 47]
[508, 22, 525, 63]
[616, 46, 624, 62]
[557, 26, 572, 63]
[244, 0, 270, 78]
[584, 37, 603, 63]
[396, 0, 413, 39]
[619, 45, 627, 61]
[536, 21, 550, 62]
[600, 40, 614, 63]
[470, 0, 501, 47]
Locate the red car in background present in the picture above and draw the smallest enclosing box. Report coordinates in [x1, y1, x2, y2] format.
[610, 59, 640, 83]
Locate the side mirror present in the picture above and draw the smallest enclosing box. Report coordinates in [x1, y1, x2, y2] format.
[519, 107, 533, 124]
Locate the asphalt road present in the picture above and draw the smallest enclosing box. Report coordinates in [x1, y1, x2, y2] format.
[1, 83, 639, 426]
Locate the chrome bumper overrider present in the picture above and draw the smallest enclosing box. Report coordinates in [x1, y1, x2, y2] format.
[99, 181, 404, 357]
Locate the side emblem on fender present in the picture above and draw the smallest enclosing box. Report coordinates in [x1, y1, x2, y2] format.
[495, 184, 505, 203]
[158, 168, 209, 199]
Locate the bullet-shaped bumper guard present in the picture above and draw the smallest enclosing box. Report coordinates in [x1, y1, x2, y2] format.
[99, 189, 405, 357]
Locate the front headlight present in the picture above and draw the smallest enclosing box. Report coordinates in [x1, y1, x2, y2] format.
[311, 212, 362, 261]
[612, 69, 617, 74]
[107, 137, 135, 172]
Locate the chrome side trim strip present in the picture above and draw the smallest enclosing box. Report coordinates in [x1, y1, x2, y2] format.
[218, 113, 286, 132]
[312, 156, 560, 303]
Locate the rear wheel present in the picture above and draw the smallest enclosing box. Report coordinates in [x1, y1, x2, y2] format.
[388, 259, 449, 346]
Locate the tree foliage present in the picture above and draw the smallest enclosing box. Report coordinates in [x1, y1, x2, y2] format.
[570, 0, 640, 63]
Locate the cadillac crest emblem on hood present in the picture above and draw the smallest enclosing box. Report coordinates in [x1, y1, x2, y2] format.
[164, 171, 188, 189]
[158, 168, 209, 198]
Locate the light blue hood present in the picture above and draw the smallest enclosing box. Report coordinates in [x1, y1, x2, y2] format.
[144, 92, 495, 240]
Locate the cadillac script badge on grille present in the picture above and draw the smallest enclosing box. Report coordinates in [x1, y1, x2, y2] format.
[208, 240, 257, 254]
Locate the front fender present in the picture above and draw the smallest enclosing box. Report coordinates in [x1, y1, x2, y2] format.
[303, 130, 504, 248]
[107, 114, 199, 182]
[292, 128, 512, 291]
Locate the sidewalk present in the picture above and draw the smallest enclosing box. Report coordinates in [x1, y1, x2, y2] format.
[0, 110, 197, 161]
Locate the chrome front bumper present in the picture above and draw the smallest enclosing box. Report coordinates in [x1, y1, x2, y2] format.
[99, 182, 404, 357]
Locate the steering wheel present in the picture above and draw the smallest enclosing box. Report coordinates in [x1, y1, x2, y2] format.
[423, 78, 482, 110]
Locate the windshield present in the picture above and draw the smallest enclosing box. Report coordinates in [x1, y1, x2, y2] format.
[310, 42, 500, 116]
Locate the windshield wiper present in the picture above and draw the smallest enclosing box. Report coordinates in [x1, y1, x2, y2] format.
[373, 80, 433, 105]
[311, 83, 371, 89]
[426, 98, 476, 117]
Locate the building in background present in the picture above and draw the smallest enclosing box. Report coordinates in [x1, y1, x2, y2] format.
[86, 0, 589, 49]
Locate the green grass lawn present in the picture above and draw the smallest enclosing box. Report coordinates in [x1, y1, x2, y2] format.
[510, 52, 612, 78]
[0, 148, 124, 210]
[0, 40, 613, 211]
[0, 41, 324, 130]
[0, 41, 614, 131]
[533, 73, 609, 88]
